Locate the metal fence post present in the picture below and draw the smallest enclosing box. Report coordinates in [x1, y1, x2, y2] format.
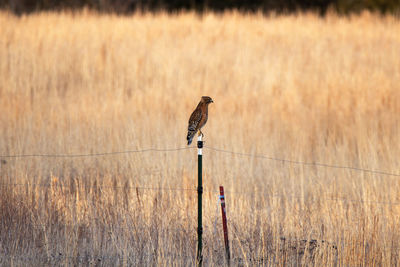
[197, 134, 203, 266]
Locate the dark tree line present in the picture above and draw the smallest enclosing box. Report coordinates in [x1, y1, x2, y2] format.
[1, 0, 399, 15]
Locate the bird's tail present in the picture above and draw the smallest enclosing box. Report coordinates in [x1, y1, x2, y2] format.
[187, 127, 196, 145]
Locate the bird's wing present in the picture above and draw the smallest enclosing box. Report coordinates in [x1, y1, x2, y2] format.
[188, 107, 202, 131]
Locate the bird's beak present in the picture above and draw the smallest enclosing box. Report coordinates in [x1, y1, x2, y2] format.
[211, 100, 214, 103]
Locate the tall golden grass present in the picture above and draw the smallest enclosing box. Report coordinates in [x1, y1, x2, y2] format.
[0, 10, 400, 265]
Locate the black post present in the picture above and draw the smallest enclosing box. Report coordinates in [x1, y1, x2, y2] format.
[197, 134, 203, 266]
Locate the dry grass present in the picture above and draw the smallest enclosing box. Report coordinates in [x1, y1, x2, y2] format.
[0, 10, 400, 266]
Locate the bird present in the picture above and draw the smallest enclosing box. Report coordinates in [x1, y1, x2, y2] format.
[187, 96, 214, 145]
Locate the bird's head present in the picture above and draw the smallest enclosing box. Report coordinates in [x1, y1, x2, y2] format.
[201, 96, 214, 104]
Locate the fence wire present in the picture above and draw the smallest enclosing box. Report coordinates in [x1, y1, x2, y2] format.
[0, 147, 193, 158]
[0, 181, 399, 206]
[219, 189, 400, 206]
[204, 146, 400, 178]
[1, 145, 400, 206]
[1, 145, 399, 177]
[0, 182, 196, 192]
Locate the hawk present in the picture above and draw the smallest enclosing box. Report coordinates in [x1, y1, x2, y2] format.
[187, 96, 214, 145]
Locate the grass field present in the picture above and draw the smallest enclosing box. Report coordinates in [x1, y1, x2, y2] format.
[1, 10, 400, 266]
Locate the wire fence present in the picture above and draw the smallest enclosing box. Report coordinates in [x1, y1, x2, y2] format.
[0, 147, 193, 158]
[1, 145, 400, 206]
[1, 145, 399, 177]
[0, 182, 399, 206]
[1, 146, 399, 264]
[204, 146, 400, 177]
[0, 182, 196, 192]
[0, 146, 400, 205]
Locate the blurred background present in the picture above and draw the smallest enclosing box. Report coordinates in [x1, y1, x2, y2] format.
[1, 0, 399, 15]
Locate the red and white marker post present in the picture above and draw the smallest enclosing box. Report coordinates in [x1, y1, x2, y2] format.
[219, 186, 231, 265]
